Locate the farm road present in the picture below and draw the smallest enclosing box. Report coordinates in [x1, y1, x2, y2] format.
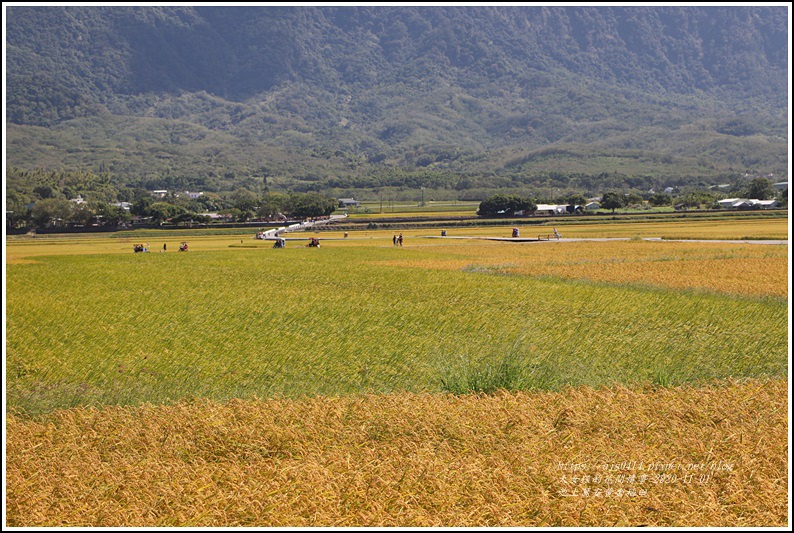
[424, 236, 788, 245]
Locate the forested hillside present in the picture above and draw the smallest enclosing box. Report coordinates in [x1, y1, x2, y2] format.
[5, 5, 789, 199]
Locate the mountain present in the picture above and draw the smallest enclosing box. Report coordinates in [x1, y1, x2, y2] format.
[5, 5, 789, 198]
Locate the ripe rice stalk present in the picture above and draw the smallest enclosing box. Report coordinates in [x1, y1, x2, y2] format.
[6, 378, 787, 527]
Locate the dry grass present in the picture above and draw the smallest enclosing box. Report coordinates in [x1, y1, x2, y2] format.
[6, 378, 788, 527]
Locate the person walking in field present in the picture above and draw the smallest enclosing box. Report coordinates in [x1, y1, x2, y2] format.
[163, 243, 167, 252]
[553, 228, 561, 240]
[398, 233, 403, 246]
[393, 235, 398, 246]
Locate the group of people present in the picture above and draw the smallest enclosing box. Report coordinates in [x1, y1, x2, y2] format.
[392, 233, 404, 246]
[509, 227, 562, 240]
[134, 242, 187, 253]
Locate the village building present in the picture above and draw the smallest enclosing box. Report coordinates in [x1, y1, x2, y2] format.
[717, 198, 779, 210]
[338, 198, 360, 208]
[534, 204, 569, 216]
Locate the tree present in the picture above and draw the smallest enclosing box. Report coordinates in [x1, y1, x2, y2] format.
[171, 212, 210, 225]
[31, 198, 73, 227]
[285, 192, 337, 218]
[230, 188, 259, 212]
[131, 196, 154, 216]
[6, 190, 33, 228]
[565, 193, 587, 208]
[477, 194, 536, 216]
[258, 192, 288, 219]
[676, 191, 719, 208]
[648, 193, 672, 206]
[33, 185, 57, 199]
[624, 193, 644, 207]
[196, 192, 223, 212]
[743, 177, 775, 200]
[148, 202, 186, 224]
[69, 202, 95, 226]
[600, 191, 625, 213]
[93, 202, 132, 226]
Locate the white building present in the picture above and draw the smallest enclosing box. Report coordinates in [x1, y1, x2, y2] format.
[756, 200, 779, 209]
[534, 204, 569, 216]
[717, 198, 742, 208]
[718, 198, 779, 209]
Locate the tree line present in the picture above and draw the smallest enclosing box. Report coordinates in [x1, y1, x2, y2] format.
[477, 178, 784, 216]
[6, 168, 338, 229]
[6, 165, 783, 229]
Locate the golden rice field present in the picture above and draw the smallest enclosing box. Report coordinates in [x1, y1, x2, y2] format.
[432, 216, 790, 240]
[4, 215, 790, 526]
[6, 379, 788, 526]
[372, 239, 788, 297]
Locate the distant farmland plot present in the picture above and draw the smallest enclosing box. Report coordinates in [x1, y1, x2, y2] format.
[6, 220, 788, 416]
[428, 216, 789, 240]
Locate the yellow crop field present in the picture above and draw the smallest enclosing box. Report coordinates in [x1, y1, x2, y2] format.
[424, 216, 789, 240]
[6, 378, 787, 527]
[5, 214, 789, 527]
[373, 240, 788, 297]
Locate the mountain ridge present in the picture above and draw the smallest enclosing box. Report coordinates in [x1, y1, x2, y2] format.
[5, 5, 789, 195]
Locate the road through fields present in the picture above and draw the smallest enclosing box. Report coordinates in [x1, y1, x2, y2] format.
[423, 236, 788, 245]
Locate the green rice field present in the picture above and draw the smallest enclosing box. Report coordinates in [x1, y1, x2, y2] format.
[5, 220, 788, 417]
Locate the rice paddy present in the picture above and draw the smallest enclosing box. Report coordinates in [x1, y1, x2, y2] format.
[5, 379, 788, 526]
[4, 214, 790, 526]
